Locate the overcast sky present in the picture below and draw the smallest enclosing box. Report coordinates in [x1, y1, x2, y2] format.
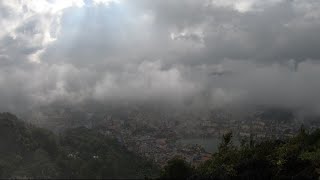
[1, 0, 320, 113]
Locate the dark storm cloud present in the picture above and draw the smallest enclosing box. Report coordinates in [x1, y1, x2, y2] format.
[1, 0, 320, 114]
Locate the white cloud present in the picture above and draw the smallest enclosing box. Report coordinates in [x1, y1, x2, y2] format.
[1, 0, 320, 114]
[209, 0, 283, 12]
[92, 0, 121, 6]
[0, 0, 85, 63]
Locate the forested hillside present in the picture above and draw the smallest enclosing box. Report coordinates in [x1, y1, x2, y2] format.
[161, 129, 320, 179]
[0, 113, 159, 179]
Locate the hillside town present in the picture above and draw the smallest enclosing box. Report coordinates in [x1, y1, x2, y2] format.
[26, 105, 320, 166]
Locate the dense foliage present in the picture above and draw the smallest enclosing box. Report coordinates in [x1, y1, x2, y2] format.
[0, 113, 159, 179]
[162, 129, 320, 179]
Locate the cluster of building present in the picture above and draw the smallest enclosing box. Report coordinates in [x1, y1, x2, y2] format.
[197, 110, 302, 141]
[26, 105, 320, 166]
[99, 115, 212, 166]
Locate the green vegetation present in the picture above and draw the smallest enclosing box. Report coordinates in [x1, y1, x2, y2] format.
[161, 156, 194, 179]
[0, 113, 159, 179]
[57, 127, 158, 179]
[161, 129, 320, 179]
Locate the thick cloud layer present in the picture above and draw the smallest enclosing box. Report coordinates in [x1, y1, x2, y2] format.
[1, 0, 320, 114]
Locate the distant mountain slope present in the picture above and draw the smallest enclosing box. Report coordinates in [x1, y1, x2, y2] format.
[57, 127, 159, 179]
[0, 113, 159, 179]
